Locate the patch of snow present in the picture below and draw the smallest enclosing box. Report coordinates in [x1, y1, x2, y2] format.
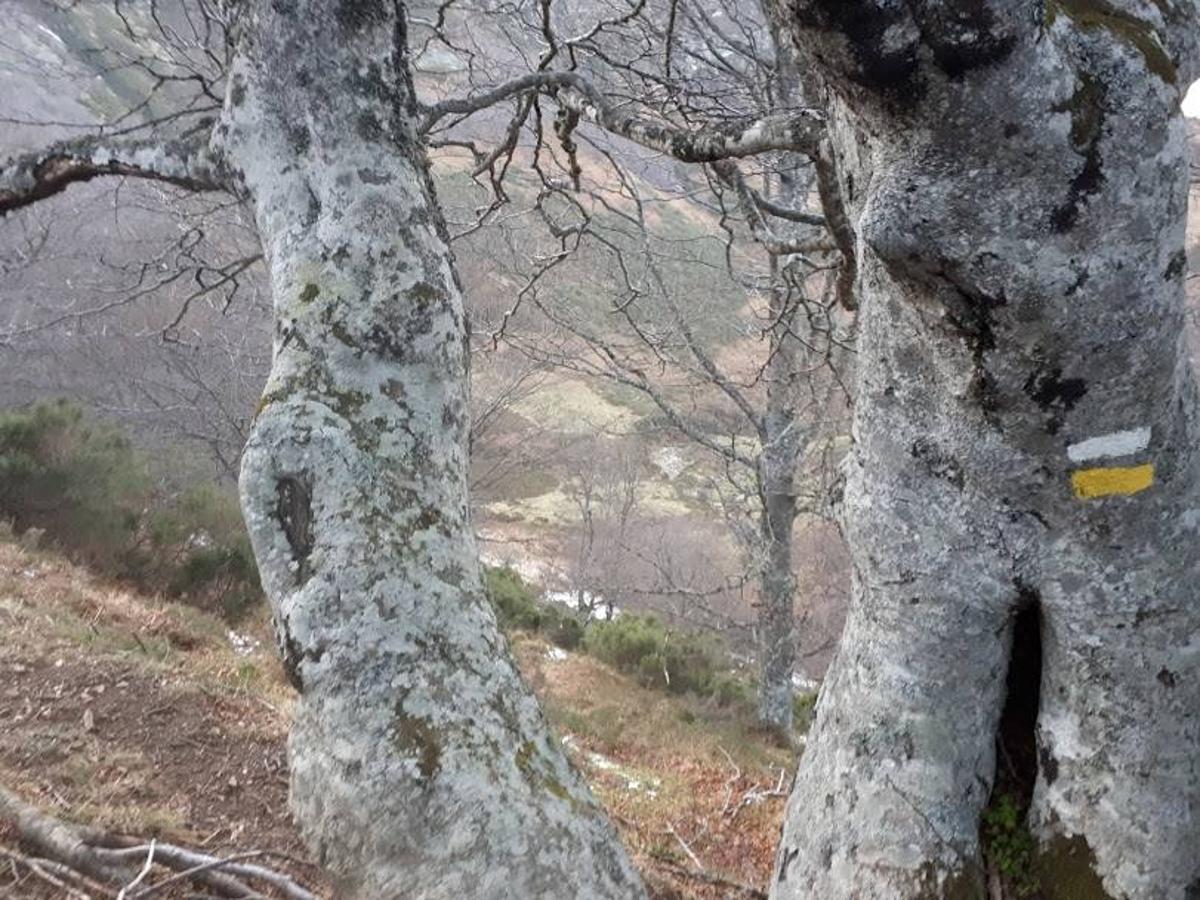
[792, 672, 820, 694]
[584, 751, 662, 795]
[650, 446, 689, 481]
[543, 590, 619, 621]
[1184, 80, 1200, 118]
[227, 630, 261, 656]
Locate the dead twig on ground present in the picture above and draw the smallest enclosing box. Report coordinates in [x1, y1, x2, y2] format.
[0, 784, 318, 900]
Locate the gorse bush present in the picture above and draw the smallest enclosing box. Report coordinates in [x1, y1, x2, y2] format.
[584, 614, 723, 696]
[481, 563, 801, 719]
[0, 401, 261, 621]
[485, 565, 544, 631]
[148, 484, 261, 620]
[484, 566, 585, 649]
[0, 400, 149, 569]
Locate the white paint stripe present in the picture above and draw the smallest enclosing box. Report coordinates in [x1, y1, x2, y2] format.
[1067, 427, 1152, 463]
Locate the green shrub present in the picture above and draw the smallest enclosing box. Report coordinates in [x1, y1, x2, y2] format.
[485, 566, 545, 630]
[585, 614, 662, 671]
[981, 793, 1039, 897]
[0, 400, 150, 568]
[542, 611, 585, 650]
[483, 566, 587, 650]
[0, 401, 261, 621]
[709, 672, 752, 709]
[793, 691, 818, 733]
[584, 614, 723, 696]
[149, 484, 260, 620]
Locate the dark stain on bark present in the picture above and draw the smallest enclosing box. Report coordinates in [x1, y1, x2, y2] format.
[279, 624, 305, 691]
[357, 167, 394, 185]
[1050, 74, 1107, 232]
[356, 112, 384, 142]
[1026, 367, 1088, 409]
[1038, 742, 1060, 785]
[276, 475, 315, 582]
[791, 0, 922, 105]
[1164, 249, 1187, 281]
[943, 288, 1004, 418]
[289, 125, 311, 155]
[776, 845, 800, 883]
[1025, 365, 1087, 433]
[910, 0, 1019, 77]
[911, 437, 965, 489]
[336, 0, 389, 33]
[365, 323, 408, 362]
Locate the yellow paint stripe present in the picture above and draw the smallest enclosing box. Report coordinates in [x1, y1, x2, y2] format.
[1071, 464, 1155, 499]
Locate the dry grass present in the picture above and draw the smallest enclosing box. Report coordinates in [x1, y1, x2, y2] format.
[0, 536, 797, 898]
[512, 634, 795, 897]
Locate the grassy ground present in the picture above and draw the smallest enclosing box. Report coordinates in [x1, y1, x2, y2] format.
[0, 537, 796, 898]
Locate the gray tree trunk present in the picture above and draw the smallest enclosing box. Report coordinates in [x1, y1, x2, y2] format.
[214, 3, 644, 897]
[754, 36, 821, 733]
[771, 3, 1200, 898]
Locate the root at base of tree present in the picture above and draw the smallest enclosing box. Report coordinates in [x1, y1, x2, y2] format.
[0, 783, 318, 899]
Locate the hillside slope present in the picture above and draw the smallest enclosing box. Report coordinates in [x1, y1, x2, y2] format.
[0, 536, 795, 898]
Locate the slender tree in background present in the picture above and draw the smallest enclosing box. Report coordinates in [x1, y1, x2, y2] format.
[768, 2, 1200, 898]
[417, 0, 853, 729]
[2, 3, 644, 897]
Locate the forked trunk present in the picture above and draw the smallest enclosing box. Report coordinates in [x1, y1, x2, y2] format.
[214, 3, 644, 897]
[772, 2, 1200, 897]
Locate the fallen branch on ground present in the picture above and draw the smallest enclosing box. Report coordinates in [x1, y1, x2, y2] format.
[646, 853, 768, 899]
[0, 784, 318, 899]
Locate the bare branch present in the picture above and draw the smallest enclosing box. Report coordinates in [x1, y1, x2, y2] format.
[421, 70, 824, 162]
[0, 132, 226, 216]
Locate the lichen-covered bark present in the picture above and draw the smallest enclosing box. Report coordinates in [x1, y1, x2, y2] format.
[771, 2, 1200, 898]
[211, 2, 644, 897]
[0, 133, 222, 213]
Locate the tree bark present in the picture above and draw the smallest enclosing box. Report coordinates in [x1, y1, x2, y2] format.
[755, 189, 805, 732]
[213, 2, 644, 897]
[771, 2, 1200, 898]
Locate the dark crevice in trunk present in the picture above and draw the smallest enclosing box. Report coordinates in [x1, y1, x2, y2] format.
[995, 591, 1043, 807]
[981, 588, 1044, 897]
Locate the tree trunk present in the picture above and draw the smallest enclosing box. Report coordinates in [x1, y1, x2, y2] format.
[771, 3, 1200, 898]
[756, 248, 803, 732]
[214, 3, 644, 897]
[755, 46, 816, 730]
[757, 440, 798, 731]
